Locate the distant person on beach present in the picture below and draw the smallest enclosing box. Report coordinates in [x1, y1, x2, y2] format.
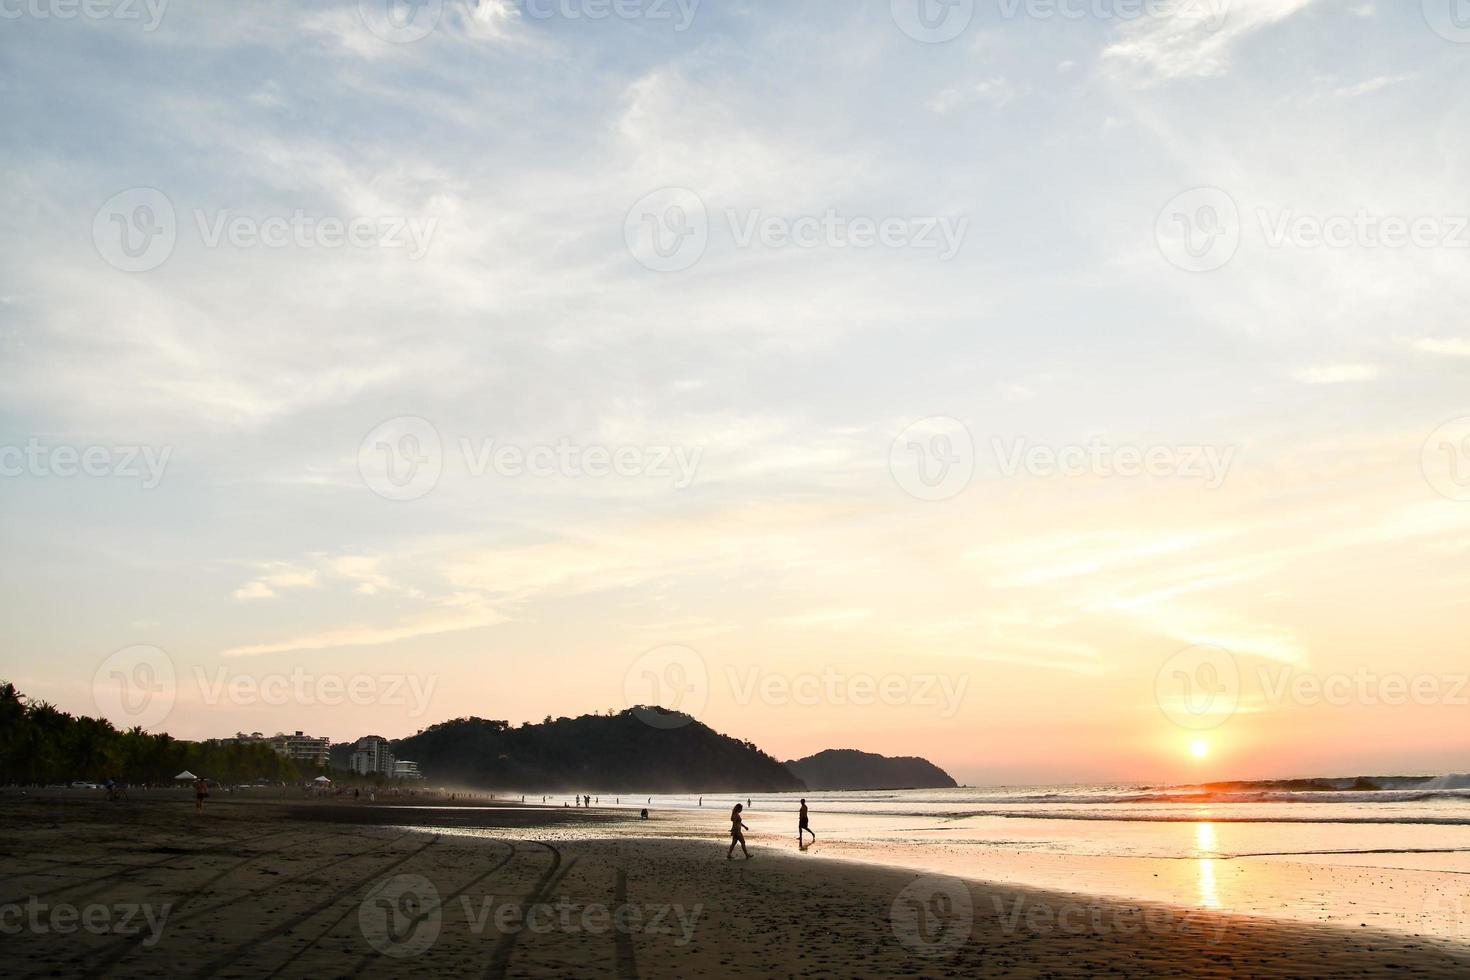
[727, 803, 750, 860]
[798, 799, 815, 846]
[640, 808, 649, 819]
[193, 776, 207, 812]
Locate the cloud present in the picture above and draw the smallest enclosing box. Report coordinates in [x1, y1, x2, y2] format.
[1291, 364, 1380, 384]
[1411, 338, 1470, 358]
[1103, 0, 1318, 84]
[1331, 72, 1416, 98]
[927, 78, 1015, 115]
[221, 594, 506, 658]
[232, 565, 321, 601]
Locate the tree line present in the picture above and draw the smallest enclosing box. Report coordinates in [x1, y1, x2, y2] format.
[0, 682, 303, 785]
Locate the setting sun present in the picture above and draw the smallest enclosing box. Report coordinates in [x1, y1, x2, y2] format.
[1190, 739, 1211, 760]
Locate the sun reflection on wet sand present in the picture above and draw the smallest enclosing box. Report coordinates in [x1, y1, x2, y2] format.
[1195, 821, 1222, 909]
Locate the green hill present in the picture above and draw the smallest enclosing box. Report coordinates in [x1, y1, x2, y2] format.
[785, 748, 957, 790]
[366, 708, 806, 793]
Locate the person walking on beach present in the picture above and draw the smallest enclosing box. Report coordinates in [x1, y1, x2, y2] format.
[193, 776, 207, 812]
[727, 802, 751, 860]
[798, 798, 815, 847]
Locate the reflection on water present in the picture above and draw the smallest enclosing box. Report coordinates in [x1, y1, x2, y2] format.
[1195, 822, 1222, 909]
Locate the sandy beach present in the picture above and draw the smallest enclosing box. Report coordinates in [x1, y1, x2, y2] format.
[2, 791, 1467, 979]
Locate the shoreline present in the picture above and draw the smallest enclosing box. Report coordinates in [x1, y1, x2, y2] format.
[2, 794, 1468, 977]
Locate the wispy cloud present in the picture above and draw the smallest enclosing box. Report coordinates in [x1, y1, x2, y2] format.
[1291, 364, 1380, 384]
[1103, 0, 1318, 84]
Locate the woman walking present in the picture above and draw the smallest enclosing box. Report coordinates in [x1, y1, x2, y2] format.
[727, 802, 751, 860]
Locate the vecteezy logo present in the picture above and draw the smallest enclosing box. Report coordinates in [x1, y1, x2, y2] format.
[93, 188, 176, 273]
[1422, 416, 1470, 501]
[623, 644, 709, 729]
[1155, 187, 1240, 273]
[359, 0, 444, 43]
[625, 187, 708, 272]
[92, 645, 177, 730]
[891, 0, 973, 43]
[1177, 0, 1232, 32]
[359, 873, 441, 958]
[358, 417, 444, 502]
[1423, 0, 1470, 43]
[889, 416, 975, 502]
[890, 875, 973, 957]
[1155, 644, 1240, 731]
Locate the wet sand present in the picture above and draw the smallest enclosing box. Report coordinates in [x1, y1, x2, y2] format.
[1, 793, 1468, 978]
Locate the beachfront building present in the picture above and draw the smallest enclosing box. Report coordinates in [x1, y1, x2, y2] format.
[350, 735, 395, 776]
[269, 731, 331, 768]
[213, 730, 330, 768]
[393, 760, 424, 780]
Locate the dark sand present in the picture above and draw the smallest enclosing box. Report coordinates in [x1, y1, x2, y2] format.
[1, 792, 1467, 978]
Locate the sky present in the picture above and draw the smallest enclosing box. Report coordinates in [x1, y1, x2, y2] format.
[2, 0, 1469, 786]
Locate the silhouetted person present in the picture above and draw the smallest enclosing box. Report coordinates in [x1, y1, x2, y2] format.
[640, 808, 649, 820]
[727, 803, 750, 860]
[798, 798, 815, 847]
[193, 776, 207, 812]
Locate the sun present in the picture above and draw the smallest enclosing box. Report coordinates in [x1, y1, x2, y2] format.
[1189, 738, 1211, 760]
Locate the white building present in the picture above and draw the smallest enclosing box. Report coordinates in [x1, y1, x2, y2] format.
[393, 760, 423, 780]
[350, 735, 395, 776]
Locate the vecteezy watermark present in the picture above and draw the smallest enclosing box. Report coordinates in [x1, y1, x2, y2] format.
[92, 645, 177, 731]
[625, 188, 708, 273]
[1256, 667, 1469, 708]
[359, 0, 444, 43]
[358, 872, 702, 959]
[0, 439, 171, 488]
[890, 418, 1237, 502]
[622, 647, 968, 729]
[357, 417, 704, 502]
[623, 645, 709, 729]
[459, 437, 701, 488]
[724, 666, 970, 719]
[193, 667, 439, 717]
[1423, 0, 1470, 44]
[1156, 187, 1241, 273]
[890, 875, 973, 957]
[458, 896, 702, 945]
[93, 188, 176, 273]
[1159, 187, 1470, 272]
[1257, 209, 1470, 251]
[0, 0, 169, 30]
[990, 894, 1226, 945]
[1155, 644, 1240, 731]
[991, 437, 1236, 488]
[890, 0, 975, 43]
[92, 188, 439, 273]
[1418, 885, 1470, 941]
[1421, 416, 1470, 502]
[360, 874, 441, 958]
[996, 0, 1229, 28]
[358, 416, 443, 502]
[890, 416, 975, 502]
[0, 899, 171, 947]
[625, 187, 969, 272]
[521, 0, 701, 30]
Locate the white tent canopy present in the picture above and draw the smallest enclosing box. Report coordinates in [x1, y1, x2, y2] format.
[312, 776, 332, 783]
[174, 771, 196, 780]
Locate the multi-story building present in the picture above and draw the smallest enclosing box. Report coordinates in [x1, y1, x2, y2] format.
[393, 760, 423, 780]
[269, 731, 331, 768]
[351, 735, 395, 776]
[214, 730, 330, 768]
